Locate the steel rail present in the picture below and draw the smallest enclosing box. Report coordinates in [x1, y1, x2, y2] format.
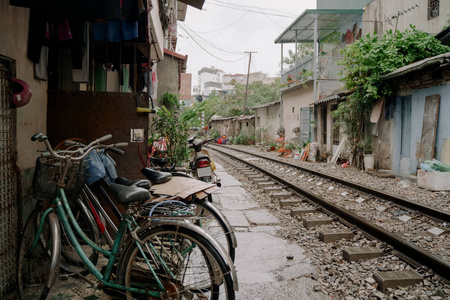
[210, 146, 450, 281]
[210, 145, 450, 223]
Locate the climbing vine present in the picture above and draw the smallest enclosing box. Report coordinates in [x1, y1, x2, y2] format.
[332, 25, 450, 164]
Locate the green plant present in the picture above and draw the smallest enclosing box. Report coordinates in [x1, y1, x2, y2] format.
[159, 92, 180, 110]
[151, 106, 189, 167]
[209, 129, 221, 139]
[285, 142, 296, 150]
[332, 25, 450, 165]
[358, 137, 373, 154]
[234, 133, 249, 145]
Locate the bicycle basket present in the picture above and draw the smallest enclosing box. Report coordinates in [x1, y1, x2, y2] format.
[32, 156, 90, 202]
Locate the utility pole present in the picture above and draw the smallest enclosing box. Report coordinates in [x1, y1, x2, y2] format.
[243, 51, 257, 116]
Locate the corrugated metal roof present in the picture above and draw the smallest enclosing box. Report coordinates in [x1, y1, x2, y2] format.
[380, 52, 450, 80]
[315, 93, 340, 104]
[274, 9, 364, 44]
[252, 101, 280, 109]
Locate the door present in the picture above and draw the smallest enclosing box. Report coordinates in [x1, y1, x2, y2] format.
[400, 96, 411, 174]
[300, 107, 310, 144]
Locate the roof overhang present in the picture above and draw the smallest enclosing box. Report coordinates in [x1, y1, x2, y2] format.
[177, 2, 187, 21]
[274, 9, 364, 44]
[177, 0, 204, 10]
[380, 52, 450, 80]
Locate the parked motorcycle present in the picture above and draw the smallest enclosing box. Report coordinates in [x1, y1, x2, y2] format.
[188, 136, 221, 187]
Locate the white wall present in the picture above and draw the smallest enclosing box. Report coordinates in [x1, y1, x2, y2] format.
[281, 84, 314, 141]
[364, 0, 449, 36]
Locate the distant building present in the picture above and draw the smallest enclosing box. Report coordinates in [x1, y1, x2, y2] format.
[198, 66, 224, 96]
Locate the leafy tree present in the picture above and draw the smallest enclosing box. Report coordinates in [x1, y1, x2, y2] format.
[282, 43, 314, 69]
[332, 26, 450, 165]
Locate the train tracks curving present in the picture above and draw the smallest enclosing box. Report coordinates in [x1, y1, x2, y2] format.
[207, 144, 450, 288]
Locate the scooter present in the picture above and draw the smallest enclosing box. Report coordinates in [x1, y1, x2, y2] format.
[188, 136, 221, 187]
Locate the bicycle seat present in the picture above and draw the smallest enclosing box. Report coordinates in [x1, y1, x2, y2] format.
[108, 183, 150, 205]
[114, 177, 151, 190]
[141, 168, 172, 184]
[149, 156, 168, 168]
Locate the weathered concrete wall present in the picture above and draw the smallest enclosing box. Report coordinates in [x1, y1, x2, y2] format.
[364, 0, 450, 36]
[254, 103, 280, 143]
[0, 1, 48, 170]
[47, 91, 148, 180]
[236, 117, 255, 138]
[281, 84, 314, 142]
[156, 54, 180, 103]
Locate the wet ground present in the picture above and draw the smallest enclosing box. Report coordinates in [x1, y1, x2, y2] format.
[46, 162, 326, 299]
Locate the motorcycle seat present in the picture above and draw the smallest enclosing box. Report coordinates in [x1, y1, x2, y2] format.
[141, 167, 172, 184]
[115, 177, 151, 189]
[108, 183, 150, 205]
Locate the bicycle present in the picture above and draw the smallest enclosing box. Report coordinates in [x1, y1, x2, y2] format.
[18, 133, 237, 300]
[78, 141, 237, 262]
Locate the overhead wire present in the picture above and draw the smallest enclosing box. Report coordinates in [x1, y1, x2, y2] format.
[178, 23, 247, 62]
[193, 9, 252, 34]
[208, 0, 298, 18]
[179, 22, 244, 56]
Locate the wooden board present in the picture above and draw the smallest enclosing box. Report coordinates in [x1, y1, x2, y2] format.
[417, 94, 440, 167]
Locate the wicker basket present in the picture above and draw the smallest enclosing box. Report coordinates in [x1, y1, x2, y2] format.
[32, 156, 90, 202]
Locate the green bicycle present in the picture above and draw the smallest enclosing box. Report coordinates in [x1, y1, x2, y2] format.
[17, 133, 237, 300]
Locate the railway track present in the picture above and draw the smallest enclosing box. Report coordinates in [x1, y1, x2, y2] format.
[207, 144, 450, 292]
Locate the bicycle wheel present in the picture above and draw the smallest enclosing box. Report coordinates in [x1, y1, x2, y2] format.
[117, 223, 235, 299]
[59, 198, 100, 275]
[195, 199, 236, 262]
[18, 206, 61, 300]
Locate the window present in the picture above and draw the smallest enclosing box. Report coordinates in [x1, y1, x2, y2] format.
[331, 104, 340, 145]
[292, 107, 295, 113]
[246, 122, 249, 127]
[428, 0, 439, 19]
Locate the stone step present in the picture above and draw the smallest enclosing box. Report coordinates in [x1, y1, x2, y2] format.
[263, 186, 283, 194]
[290, 207, 319, 217]
[319, 229, 355, 243]
[248, 174, 264, 179]
[302, 216, 333, 228]
[342, 247, 385, 262]
[257, 181, 277, 188]
[271, 192, 292, 199]
[373, 270, 423, 292]
[279, 199, 302, 208]
[251, 178, 267, 183]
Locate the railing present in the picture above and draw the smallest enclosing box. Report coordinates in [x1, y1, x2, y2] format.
[281, 56, 344, 86]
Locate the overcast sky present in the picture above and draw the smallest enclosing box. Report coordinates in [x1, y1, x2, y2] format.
[176, 0, 316, 83]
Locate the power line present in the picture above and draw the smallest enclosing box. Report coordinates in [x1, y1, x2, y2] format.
[207, 2, 296, 18]
[209, 0, 298, 18]
[178, 23, 247, 62]
[193, 10, 252, 33]
[179, 22, 244, 56]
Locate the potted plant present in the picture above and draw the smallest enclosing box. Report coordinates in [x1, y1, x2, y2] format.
[269, 142, 276, 151]
[360, 137, 375, 171]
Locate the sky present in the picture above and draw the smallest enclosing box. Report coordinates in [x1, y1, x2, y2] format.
[176, 0, 317, 84]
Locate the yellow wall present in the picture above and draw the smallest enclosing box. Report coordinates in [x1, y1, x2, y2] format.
[0, 0, 48, 169]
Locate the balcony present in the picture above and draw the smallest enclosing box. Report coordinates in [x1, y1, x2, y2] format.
[281, 55, 343, 86]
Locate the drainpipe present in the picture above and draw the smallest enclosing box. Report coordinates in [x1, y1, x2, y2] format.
[280, 43, 284, 130]
[311, 13, 318, 142]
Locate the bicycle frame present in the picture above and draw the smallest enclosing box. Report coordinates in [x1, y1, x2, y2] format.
[33, 185, 172, 297]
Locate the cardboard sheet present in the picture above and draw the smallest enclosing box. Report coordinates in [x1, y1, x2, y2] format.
[150, 177, 217, 199]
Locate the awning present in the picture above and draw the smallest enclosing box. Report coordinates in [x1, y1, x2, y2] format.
[274, 9, 364, 44]
[177, 0, 205, 10]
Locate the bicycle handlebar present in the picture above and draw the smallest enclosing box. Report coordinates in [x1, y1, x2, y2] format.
[32, 133, 127, 162]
